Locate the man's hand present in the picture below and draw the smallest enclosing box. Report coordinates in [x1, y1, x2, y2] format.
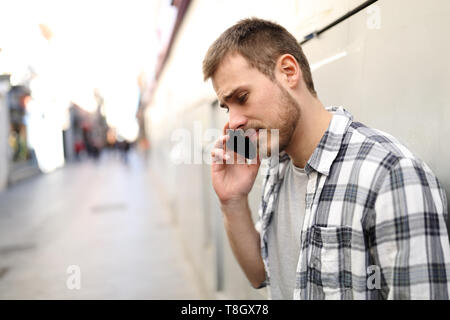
[210, 126, 266, 288]
[211, 123, 261, 207]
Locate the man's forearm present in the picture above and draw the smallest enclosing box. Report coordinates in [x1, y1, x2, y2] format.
[221, 198, 266, 288]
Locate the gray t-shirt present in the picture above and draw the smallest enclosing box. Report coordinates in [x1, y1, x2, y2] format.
[267, 159, 308, 299]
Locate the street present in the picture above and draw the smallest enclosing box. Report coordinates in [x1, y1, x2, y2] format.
[0, 151, 204, 299]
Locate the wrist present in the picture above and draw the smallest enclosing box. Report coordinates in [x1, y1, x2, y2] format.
[220, 196, 249, 215]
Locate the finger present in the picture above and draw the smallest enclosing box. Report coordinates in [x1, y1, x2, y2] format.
[223, 122, 230, 136]
[214, 146, 245, 165]
[247, 152, 261, 166]
[233, 150, 247, 164]
[211, 148, 230, 164]
[213, 134, 230, 149]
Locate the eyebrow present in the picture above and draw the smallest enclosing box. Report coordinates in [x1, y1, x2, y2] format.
[219, 87, 241, 108]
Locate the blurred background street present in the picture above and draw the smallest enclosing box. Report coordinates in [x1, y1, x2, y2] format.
[0, 150, 205, 299]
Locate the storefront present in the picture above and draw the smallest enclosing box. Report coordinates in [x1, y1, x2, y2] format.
[6, 81, 41, 185]
[0, 75, 10, 191]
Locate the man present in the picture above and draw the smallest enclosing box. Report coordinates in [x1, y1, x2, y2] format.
[203, 18, 450, 299]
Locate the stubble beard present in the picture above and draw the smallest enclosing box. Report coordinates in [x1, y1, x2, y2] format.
[259, 82, 300, 158]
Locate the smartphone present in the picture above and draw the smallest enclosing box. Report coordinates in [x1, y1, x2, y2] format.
[226, 129, 257, 160]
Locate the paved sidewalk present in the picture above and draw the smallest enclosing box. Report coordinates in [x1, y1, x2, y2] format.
[0, 151, 205, 299]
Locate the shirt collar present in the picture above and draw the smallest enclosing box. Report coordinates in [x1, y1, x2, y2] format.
[304, 106, 353, 176]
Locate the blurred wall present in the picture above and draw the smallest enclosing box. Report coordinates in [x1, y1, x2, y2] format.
[0, 76, 10, 191]
[145, 0, 450, 299]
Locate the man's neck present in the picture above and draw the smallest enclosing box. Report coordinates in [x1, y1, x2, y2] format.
[284, 97, 333, 169]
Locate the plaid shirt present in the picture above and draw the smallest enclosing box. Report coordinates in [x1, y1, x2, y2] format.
[256, 106, 450, 299]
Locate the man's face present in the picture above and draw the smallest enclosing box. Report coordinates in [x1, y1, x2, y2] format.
[212, 53, 300, 157]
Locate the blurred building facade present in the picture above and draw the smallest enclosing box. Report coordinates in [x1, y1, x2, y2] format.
[0, 74, 41, 189]
[142, 0, 450, 299]
[0, 15, 128, 188]
[0, 75, 10, 191]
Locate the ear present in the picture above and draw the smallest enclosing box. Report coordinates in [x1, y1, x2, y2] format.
[276, 54, 301, 89]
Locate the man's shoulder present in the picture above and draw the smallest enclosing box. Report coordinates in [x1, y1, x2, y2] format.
[346, 121, 420, 166]
[344, 121, 440, 187]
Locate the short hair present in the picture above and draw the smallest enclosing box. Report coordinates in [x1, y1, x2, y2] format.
[202, 17, 317, 97]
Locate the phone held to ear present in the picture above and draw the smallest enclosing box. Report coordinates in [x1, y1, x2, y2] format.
[226, 129, 257, 160]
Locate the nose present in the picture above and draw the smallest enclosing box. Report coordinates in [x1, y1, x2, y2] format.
[228, 109, 248, 130]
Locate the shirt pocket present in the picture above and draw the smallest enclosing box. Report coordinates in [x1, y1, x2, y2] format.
[308, 225, 353, 300]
